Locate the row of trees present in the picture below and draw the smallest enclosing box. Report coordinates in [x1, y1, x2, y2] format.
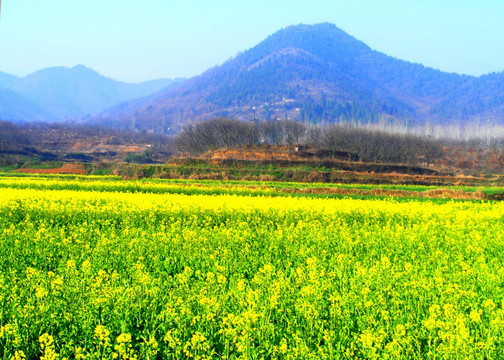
[175, 118, 308, 154]
[0, 121, 31, 150]
[174, 117, 444, 165]
[3, 117, 504, 170]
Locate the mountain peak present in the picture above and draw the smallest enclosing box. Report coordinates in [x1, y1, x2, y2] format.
[94, 22, 504, 132]
[282, 22, 348, 34]
[70, 64, 99, 74]
[24, 65, 102, 81]
[236, 22, 372, 70]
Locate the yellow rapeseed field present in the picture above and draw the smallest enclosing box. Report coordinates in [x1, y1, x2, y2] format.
[1, 179, 504, 359]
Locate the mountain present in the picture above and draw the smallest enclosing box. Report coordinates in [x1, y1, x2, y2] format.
[0, 65, 179, 122]
[92, 23, 504, 133]
[0, 72, 18, 88]
[0, 87, 56, 123]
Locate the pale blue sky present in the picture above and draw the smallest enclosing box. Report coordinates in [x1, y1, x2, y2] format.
[1, 0, 503, 82]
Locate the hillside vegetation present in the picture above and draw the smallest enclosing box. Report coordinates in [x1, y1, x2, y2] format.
[92, 23, 504, 133]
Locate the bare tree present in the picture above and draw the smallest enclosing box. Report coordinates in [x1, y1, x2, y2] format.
[175, 118, 256, 155]
[282, 120, 306, 145]
[0, 121, 30, 150]
[258, 121, 284, 145]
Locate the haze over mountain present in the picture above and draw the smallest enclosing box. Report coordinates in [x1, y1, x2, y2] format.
[92, 23, 504, 134]
[0, 87, 56, 122]
[0, 65, 179, 122]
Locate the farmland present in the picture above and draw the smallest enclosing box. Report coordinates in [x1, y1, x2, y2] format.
[1, 174, 504, 359]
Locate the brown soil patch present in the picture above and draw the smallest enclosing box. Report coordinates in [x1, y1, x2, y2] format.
[351, 171, 488, 183]
[69, 140, 147, 154]
[280, 187, 486, 200]
[202, 148, 300, 161]
[121, 146, 145, 153]
[14, 163, 87, 175]
[193, 146, 437, 176]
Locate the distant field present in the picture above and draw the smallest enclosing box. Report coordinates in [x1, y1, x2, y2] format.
[7, 156, 504, 189]
[0, 173, 503, 200]
[1, 175, 504, 358]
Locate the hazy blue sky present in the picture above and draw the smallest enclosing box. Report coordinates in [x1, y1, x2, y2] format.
[1, 0, 504, 82]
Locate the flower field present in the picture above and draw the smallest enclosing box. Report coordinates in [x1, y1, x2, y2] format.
[1, 175, 504, 359]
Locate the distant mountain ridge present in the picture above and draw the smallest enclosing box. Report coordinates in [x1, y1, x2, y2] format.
[93, 23, 504, 133]
[0, 87, 56, 122]
[0, 65, 180, 122]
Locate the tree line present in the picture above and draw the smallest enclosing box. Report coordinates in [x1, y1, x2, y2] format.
[174, 117, 444, 166]
[2, 117, 504, 171]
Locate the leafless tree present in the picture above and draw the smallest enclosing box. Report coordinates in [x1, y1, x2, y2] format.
[175, 118, 256, 155]
[0, 121, 30, 150]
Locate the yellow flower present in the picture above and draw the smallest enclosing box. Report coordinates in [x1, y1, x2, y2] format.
[39, 333, 59, 360]
[11, 350, 26, 360]
[116, 333, 131, 344]
[94, 325, 111, 343]
[470, 309, 482, 323]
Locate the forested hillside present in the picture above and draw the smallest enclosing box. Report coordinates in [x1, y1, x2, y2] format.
[92, 23, 504, 133]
